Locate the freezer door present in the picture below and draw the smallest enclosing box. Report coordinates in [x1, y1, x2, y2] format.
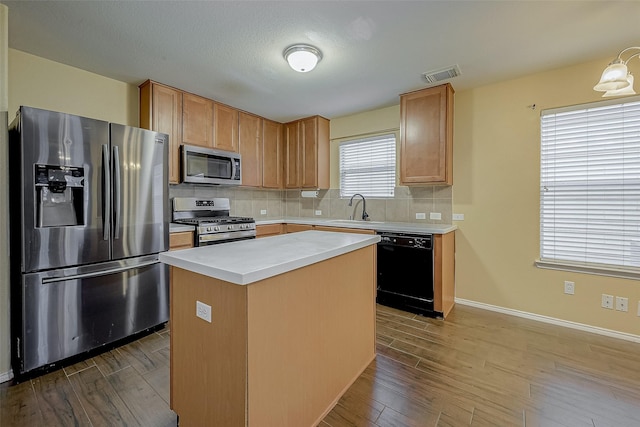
[11, 107, 111, 272]
[19, 256, 169, 374]
[110, 124, 169, 259]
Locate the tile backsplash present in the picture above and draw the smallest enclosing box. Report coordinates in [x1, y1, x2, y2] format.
[169, 185, 452, 224]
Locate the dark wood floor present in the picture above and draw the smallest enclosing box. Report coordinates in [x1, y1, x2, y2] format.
[2, 304, 640, 426]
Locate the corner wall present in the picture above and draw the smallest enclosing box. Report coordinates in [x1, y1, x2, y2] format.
[453, 58, 640, 336]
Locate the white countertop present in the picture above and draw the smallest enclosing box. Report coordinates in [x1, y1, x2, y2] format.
[255, 217, 457, 234]
[170, 223, 195, 233]
[159, 230, 380, 285]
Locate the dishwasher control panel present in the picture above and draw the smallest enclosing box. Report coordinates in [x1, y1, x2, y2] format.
[377, 232, 432, 249]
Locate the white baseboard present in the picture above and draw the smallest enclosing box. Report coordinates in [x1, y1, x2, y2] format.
[0, 369, 13, 383]
[455, 298, 640, 344]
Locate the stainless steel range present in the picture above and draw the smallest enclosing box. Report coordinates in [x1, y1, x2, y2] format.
[172, 197, 256, 246]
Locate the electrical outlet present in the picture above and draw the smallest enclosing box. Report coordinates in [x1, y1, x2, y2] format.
[315, 210, 322, 216]
[260, 209, 267, 215]
[564, 281, 575, 295]
[415, 213, 426, 220]
[615, 296, 628, 312]
[196, 301, 212, 323]
[602, 294, 614, 309]
[430, 212, 442, 220]
[452, 213, 465, 221]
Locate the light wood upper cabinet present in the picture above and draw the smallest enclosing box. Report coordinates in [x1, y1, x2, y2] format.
[284, 116, 330, 189]
[238, 111, 262, 187]
[183, 93, 213, 148]
[139, 80, 183, 184]
[213, 103, 238, 152]
[400, 83, 454, 185]
[284, 121, 300, 188]
[262, 119, 283, 189]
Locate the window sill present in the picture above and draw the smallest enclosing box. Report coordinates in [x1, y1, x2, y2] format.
[535, 259, 640, 281]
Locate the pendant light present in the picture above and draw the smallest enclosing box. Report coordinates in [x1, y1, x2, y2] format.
[594, 47, 640, 95]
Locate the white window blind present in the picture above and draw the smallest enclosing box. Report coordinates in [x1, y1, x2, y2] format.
[540, 97, 640, 270]
[339, 133, 396, 198]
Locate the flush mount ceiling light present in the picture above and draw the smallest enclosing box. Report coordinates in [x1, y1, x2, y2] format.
[283, 44, 322, 73]
[593, 46, 640, 96]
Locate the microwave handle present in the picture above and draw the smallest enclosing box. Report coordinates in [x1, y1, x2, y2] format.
[232, 157, 240, 181]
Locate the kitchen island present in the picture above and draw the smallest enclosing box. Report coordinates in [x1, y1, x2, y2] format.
[159, 231, 380, 427]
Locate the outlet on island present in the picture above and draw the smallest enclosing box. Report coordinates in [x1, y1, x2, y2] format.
[196, 300, 212, 323]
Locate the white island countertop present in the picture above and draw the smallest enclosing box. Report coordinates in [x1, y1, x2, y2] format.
[159, 230, 380, 285]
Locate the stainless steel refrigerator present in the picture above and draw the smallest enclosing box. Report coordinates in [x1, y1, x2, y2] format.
[9, 106, 170, 376]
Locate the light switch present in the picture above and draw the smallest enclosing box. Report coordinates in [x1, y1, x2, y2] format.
[430, 212, 442, 220]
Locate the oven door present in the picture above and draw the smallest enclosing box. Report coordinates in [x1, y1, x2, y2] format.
[181, 144, 241, 185]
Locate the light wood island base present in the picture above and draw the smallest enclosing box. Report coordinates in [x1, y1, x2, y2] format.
[169, 244, 376, 427]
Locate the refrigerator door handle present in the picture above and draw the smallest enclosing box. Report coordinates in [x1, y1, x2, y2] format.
[113, 145, 121, 239]
[102, 144, 111, 241]
[41, 260, 159, 284]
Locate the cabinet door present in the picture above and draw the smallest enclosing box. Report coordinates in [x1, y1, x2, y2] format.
[284, 121, 300, 188]
[400, 83, 454, 185]
[300, 116, 330, 189]
[256, 224, 284, 238]
[170, 231, 194, 250]
[213, 103, 238, 152]
[300, 117, 318, 188]
[238, 111, 262, 187]
[284, 223, 314, 233]
[263, 119, 283, 188]
[183, 93, 213, 148]
[139, 81, 183, 184]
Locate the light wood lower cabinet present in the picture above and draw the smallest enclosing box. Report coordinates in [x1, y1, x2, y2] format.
[284, 223, 314, 233]
[313, 226, 375, 235]
[169, 231, 194, 250]
[255, 223, 284, 238]
[434, 232, 455, 317]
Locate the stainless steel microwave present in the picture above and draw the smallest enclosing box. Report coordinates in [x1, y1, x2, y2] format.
[181, 144, 242, 185]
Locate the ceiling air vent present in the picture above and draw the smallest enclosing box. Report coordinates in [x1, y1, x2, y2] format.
[422, 64, 461, 83]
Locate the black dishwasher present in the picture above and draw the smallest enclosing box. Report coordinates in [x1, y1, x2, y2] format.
[376, 232, 439, 318]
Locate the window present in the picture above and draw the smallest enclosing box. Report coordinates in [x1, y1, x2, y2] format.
[539, 96, 640, 276]
[339, 133, 396, 198]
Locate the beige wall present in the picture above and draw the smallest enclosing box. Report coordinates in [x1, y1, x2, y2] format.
[8, 49, 138, 125]
[0, 49, 139, 379]
[454, 58, 640, 336]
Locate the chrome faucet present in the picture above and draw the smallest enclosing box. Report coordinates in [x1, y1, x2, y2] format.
[348, 193, 369, 221]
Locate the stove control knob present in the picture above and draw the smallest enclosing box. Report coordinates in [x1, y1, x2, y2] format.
[240, 224, 246, 229]
[206, 226, 212, 232]
[214, 226, 220, 232]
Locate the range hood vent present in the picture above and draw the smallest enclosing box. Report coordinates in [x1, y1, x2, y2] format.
[422, 65, 461, 83]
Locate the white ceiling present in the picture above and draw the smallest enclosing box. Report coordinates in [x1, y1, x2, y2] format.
[2, 1, 639, 123]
